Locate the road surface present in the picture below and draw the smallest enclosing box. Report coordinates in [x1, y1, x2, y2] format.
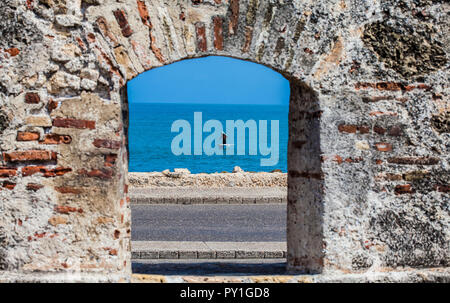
[131, 204, 286, 242]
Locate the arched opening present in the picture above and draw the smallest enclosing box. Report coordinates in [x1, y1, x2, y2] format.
[122, 57, 323, 272]
[126, 56, 297, 274]
[128, 56, 289, 173]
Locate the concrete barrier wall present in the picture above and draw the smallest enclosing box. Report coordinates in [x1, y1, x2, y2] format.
[129, 170, 287, 188]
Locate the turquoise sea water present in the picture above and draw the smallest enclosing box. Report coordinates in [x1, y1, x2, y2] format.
[129, 103, 288, 173]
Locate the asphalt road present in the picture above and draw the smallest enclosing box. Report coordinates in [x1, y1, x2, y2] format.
[131, 204, 286, 242]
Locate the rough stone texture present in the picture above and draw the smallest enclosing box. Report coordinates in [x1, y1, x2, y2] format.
[0, 0, 448, 282]
[130, 267, 450, 283]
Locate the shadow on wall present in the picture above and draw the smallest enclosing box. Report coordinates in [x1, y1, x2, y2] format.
[287, 81, 324, 273]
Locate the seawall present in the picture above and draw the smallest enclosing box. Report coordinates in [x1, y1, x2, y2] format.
[128, 168, 287, 188]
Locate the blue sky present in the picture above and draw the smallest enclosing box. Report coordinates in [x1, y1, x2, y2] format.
[127, 56, 290, 105]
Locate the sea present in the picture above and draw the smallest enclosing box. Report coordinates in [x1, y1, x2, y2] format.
[128, 103, 288, 173]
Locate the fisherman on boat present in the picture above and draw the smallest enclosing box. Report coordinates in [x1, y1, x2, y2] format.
[222, 132, 227, 146]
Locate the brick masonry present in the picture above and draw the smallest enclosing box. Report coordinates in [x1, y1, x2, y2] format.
[0, 0, 448, 282]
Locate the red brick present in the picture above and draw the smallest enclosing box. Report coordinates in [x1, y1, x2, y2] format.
[52, 118, 95, 129]
[388, 157, 439, 165]
[93, 139, 121, 150]
[76, 37, 86, 51]
[26, 0, 33, 9]
[0, 167, 18, 178]
[55, 186, 81, 194]
[149, 33, 165, 63]
[79, 168, 113, 179]
[355, 82, 403, 91]
[213, 16, 224, 51]
[373, 126, 386, 135]
[105, 154, 118, 167]
[416, 84, 432, 91]
[195, 22, 207, 52]
[434, 184, 449, 193]
[55, 205, 79, 214]
[87, 32, 96, 43]
[344, 157, 363, 163]
[47, 99, 58, 113]
[388, 126, 403, 136]
[395, 184, 414, 195]
[375, 143, 392, 152]
[338, 124, 357, 133]
[25, 93, 40, 104]
[17, 132, 40, 141]
[3, 181, 16, 190]
[333, 155, 343, 164]
[113, 9, 133, 37]
[114, 230, 120, 239]
[136, 0, 152, 28]
[228, 0, 239, 35]
[22, 166, 72, 177]
[358, 126, 370, 134]
[5, 48, 20, 57]
[3, 150, 57, 162]
[26, 183, 44, 191]
[337, 124, 370, 134]
[40, 134, 72, 145]
[404, 85, 414, 91]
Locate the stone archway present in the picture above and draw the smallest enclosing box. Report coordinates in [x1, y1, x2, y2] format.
[0, 0, 448, 282]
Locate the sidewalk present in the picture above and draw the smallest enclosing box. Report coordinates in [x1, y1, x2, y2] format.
[131, 241, 287, 259]
[129, 187, 287, 204]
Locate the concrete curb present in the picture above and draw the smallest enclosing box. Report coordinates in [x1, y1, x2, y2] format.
[129, 187, 287, 204]
[132, 241, 287, 260]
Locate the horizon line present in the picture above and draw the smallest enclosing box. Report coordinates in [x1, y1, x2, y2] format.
[131, 101, 288, 105]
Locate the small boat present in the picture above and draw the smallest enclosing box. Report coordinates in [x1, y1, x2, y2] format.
[220, 132, 233, 148]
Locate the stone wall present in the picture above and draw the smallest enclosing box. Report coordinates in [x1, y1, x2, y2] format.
[0, 0, 448, 282]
